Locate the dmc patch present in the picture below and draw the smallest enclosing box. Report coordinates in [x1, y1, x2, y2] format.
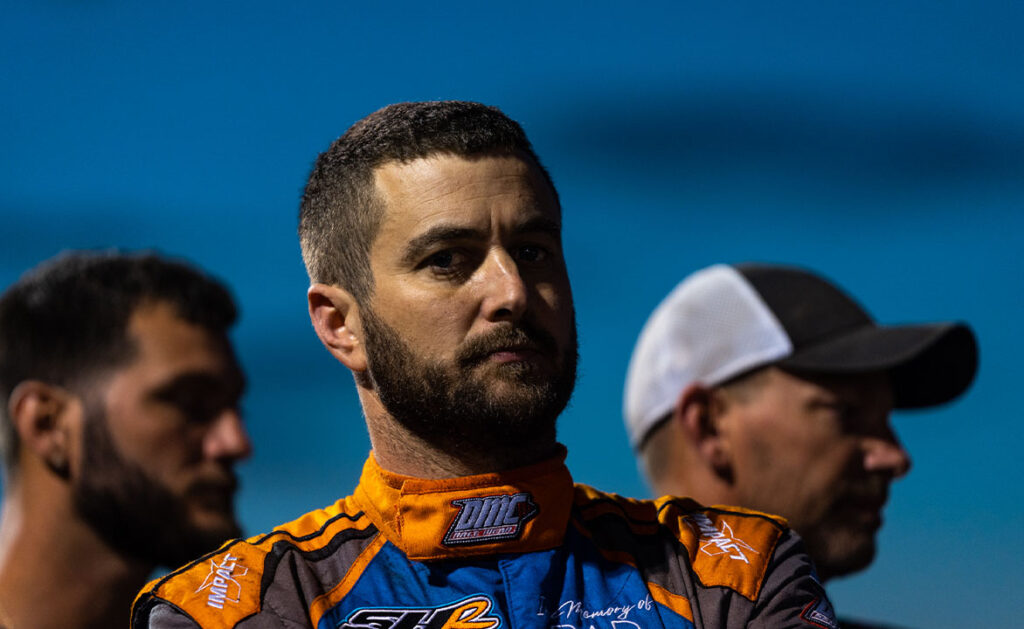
[340, 594, 500, 629]
[800, 596, 839, 629]
[443, 492, 538, 546]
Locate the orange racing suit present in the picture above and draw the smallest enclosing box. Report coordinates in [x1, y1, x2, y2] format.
[132, 452, 838, 629]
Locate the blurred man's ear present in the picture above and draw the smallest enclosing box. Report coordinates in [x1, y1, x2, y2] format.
[675, 384, 733, 484]
[308, 283, 367, 373]
[7, 381, 79, 479]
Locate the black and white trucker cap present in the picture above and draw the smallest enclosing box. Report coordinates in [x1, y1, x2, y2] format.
[624, 263, 978, 449]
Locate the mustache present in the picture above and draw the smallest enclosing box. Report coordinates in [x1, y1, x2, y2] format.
[841, 476, 891, 507]
[456, 320, 559, 366]
[186, 470, 239, 498]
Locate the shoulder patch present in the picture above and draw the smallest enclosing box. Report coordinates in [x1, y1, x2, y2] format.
[133, 496, 370, 627]
[570, 488, 789, 604]
[143, 541, 267, 627]
[660, 501, 785, 601]
[801, 596, 840, 629]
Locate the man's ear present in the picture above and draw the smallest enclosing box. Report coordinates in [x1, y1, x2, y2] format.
[7, 380, 79, 479]
[308, 283, 367, 373]
[675, 383, 733, 483]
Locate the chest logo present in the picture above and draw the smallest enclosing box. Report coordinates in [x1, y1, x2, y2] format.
[340, 594, 500, 629]
[195, 553, 248, 609]
[443, 491, 538, 546]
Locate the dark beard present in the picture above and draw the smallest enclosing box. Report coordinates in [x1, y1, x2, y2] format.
[72, 401, 242, 568]
[803, 529, 876, 582]
[360, 307, 578, 460]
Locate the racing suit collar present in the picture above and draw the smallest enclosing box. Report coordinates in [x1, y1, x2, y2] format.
[353, 447, 575, 561]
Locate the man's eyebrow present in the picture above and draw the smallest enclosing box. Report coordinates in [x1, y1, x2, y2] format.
[401, 225, 487, 266]
[151, 370, 246, 402]
[512, 215, 562, 239]
[400, 215, 563, 266]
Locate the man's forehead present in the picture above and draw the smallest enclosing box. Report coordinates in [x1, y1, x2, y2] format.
[373, 151, 547, 198]
[370, 152, 560, 240]
[772, 367, 893, 403]
[125, 303, 233, 373]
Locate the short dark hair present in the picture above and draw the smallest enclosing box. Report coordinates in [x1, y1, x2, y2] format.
[0, 250, 238, 470]
[298, 100, 558, 302]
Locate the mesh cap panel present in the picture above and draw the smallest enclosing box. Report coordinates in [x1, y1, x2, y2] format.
[624, 265, 792, 448]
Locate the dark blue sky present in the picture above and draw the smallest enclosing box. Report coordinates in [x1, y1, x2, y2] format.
[3, 2, 1022, 625]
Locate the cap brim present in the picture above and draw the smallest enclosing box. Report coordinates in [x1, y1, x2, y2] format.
[777, 323, 978, 408]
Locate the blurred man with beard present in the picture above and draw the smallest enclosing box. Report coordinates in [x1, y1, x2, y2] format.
[136, 101, 837, 629]
[0, 251, 252, 629]
[624, 263, 978, 628]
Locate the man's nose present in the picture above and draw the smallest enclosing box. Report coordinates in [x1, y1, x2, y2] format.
[204, 409, 253, 462]
[478, 248, 528, 322]
[863, 435, 912, 479]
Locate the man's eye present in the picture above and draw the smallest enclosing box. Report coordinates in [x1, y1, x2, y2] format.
[420, 250, 474, 280]
[160, 389, 225, 424]
[830, 402, 862, 429]
[515, 245, 547, 263]
[426, 250, 456, 270]
[165, 399, 207, 423]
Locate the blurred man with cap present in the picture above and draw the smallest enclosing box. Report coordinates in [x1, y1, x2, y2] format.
[624, 263, 977, 627]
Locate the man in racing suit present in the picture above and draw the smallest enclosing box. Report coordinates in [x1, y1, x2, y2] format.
[133, 101, 838, 629]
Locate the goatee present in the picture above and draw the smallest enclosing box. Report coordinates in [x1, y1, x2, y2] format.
[360, 307, 578, 458]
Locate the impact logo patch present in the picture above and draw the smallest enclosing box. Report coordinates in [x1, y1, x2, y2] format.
[800, 596, 839, 629]
[340, 594, 501, 629]
[443, 492, 538, 546]
[195, 553, 248, 609]
[688, 514, 760, 564]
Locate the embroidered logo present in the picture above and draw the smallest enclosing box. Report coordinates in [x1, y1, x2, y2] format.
[547, 594, 656, 626]
[195, 553, 248, 609]
[340, 594, 501, 629]
[800, 596, 839, 629]
[688, 514, 760, 564]
[443, 492, 538, 546]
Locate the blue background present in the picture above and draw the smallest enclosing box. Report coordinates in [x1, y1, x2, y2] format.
[2, 2, 1022, 626]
